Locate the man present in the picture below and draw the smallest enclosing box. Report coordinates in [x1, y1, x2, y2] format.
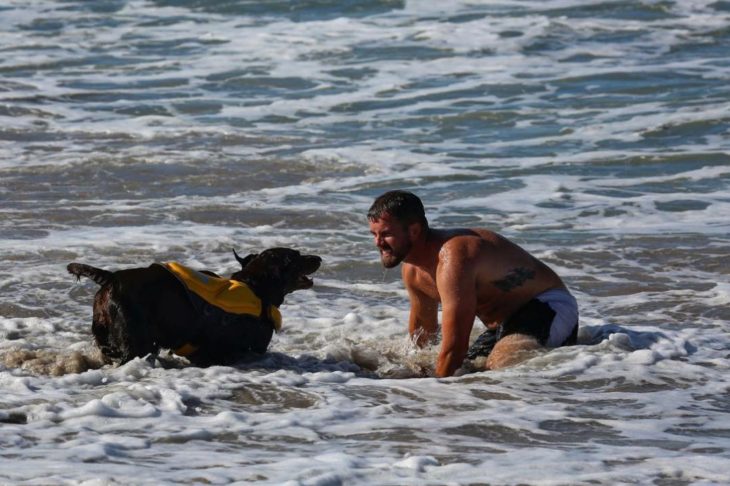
[367, 190, 578, 377]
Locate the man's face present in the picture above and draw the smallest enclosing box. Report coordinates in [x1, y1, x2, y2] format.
[369, 212, 412, 268]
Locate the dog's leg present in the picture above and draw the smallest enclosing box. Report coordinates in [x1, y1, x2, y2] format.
[189, 311, 274, 366]
[117, 292, 159, 363]
[91, 285, 118, 361]
[145, 351, 160, 367]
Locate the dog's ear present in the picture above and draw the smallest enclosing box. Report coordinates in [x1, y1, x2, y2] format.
[233, 249, 257, 269]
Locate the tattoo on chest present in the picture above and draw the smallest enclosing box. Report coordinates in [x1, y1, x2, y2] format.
[492, 267, 536, 292]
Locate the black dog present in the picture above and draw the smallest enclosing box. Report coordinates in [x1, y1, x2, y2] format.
[68, 248, 321, 366]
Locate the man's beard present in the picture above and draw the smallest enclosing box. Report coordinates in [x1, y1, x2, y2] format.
[379, 240, 412, 268]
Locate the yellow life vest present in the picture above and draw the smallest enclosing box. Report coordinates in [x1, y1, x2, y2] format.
[160, 262, 282, 357]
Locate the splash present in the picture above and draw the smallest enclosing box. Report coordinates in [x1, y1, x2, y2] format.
[1, 347, 106, 376]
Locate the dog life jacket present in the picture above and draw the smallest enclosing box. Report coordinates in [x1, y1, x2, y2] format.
[159, 262, 282, 357]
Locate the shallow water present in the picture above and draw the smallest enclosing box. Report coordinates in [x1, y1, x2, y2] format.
[1, 0, 729, 484]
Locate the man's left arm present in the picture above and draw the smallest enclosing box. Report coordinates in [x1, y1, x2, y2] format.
[434, 248, 477, 377]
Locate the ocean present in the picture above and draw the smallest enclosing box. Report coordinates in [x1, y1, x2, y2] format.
[1, 0, 729, 484]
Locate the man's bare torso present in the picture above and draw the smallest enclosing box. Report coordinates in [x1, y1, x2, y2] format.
[403, 228, 565, 327]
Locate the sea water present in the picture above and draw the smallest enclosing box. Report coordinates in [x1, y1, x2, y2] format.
[1, 0, 729, 484]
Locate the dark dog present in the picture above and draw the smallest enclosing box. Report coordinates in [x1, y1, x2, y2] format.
[68, 248, 321, 366]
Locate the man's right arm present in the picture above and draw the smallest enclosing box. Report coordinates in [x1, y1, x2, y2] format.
[403, 266, 438, 347]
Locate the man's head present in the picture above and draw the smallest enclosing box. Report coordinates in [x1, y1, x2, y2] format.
[368, 190, 428, 268]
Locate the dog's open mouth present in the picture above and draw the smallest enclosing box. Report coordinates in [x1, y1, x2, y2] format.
[297, 275, 314, 289]
[295, 256, 321, 289]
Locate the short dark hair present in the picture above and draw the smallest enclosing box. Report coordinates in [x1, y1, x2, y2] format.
[367, 190, 428, 229]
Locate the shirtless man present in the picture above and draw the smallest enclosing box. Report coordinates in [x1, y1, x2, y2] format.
[367, 190, 578, 377]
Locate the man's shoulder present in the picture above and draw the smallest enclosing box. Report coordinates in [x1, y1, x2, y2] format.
[401, 262, 421, 280]
[439, 228, 498, 258]
[401, 263, 437, 298]
[438, 228, 500, 245]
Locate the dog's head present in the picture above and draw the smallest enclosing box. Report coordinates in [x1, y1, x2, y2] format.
[230, 248, 322, 306]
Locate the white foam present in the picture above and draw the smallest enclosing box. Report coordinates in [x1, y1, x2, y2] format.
[2, 0, 730, 483]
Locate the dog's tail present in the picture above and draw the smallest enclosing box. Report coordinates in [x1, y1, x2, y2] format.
[67, 263, 114, 287]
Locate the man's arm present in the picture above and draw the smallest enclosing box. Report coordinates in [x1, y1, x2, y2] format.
[434, 247, 477, 377]
[403, 265, 438, 347]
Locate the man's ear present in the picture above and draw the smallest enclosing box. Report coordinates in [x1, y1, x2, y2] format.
[408, 222, 423, 240]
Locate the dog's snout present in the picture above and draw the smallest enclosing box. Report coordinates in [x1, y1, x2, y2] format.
[304, 255, 322, 272]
